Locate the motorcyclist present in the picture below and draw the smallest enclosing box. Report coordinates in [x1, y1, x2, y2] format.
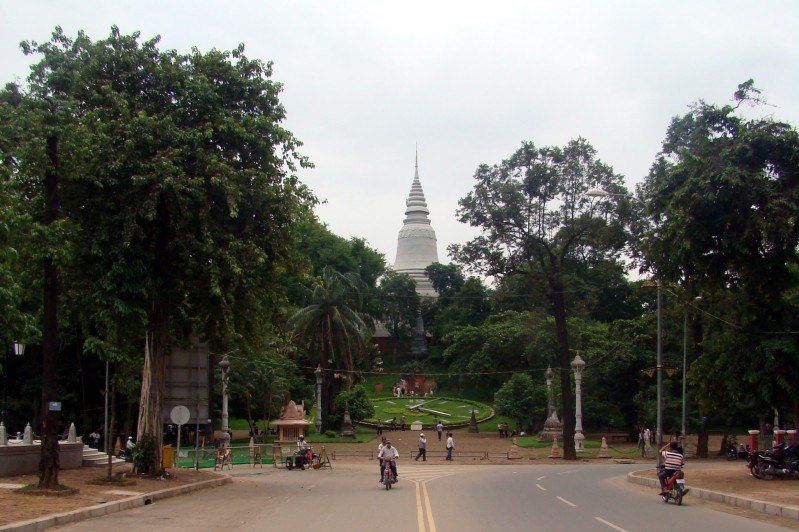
[377, 439, 399, 482]
[296, 435, 311, 468]
[658, 441, 689, 495]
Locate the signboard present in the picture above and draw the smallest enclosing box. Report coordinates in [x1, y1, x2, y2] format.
[162, 339, 210, 425]
[48, 401, 62, 412]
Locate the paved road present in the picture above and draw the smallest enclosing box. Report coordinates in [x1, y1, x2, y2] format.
[57, 463, 790, 531]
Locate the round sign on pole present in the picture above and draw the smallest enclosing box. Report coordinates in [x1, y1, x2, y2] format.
[170, 405, 190, 426]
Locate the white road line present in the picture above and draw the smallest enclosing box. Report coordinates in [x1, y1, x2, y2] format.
[535, 484, 547, 491]
[594, 517, 628, 532]
[556, 496, 576, 507]
[536, 475, 546, 480]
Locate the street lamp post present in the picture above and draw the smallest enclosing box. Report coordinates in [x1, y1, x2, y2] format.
[2, 342, 26, 424]
[219, 356, 231, 448]
[314, 365, 322, 434]
[571, 354, 586, 452]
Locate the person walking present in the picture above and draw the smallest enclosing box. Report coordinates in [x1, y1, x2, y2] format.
[401, 416, 407, 432]
[436, 421, 443, 441]
[415, 433, 427, 461]
[445, 432, 454, 461]
[637, 430, 645, 457]
[376, 420, 383, 436]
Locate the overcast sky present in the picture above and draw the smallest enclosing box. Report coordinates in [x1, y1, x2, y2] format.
[2, 1, 798, 267]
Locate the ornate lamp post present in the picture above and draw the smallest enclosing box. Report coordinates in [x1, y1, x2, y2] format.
[314, 365, 322, 434]
[571, 354, 586, 452]
[219, 355, 231, 448]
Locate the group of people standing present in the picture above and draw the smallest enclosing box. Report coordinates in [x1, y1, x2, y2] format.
[411, 429, 454, 461]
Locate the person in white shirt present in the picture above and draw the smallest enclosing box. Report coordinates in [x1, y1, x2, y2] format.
[377, 440, 399, 480]
[415, 433, 427, 461]
[436, 421, 444, 441]
[445, 432, 455, 461]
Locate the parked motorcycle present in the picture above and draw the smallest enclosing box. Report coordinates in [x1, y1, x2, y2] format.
[381, 460, 397, 490]
[660, 469, 687, 505]
[726, 443, 749, 460]
[748, 443, 799, 479]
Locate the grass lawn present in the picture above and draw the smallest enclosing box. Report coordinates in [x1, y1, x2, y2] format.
[365, 396, 492, 426]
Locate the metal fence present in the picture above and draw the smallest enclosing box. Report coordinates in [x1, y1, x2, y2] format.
[177, 444, 275, 468]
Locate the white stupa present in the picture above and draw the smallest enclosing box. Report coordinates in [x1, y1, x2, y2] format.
[393, 151, 439, 296]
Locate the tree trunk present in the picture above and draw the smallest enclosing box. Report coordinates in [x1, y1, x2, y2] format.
[136, 310, 168, 474]
[38, 132, 61, 489]
[550, 270, 576, 460]
[718, 425, 731, 456]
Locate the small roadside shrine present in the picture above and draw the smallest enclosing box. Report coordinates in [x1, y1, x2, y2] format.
[275, 400, 312, 443]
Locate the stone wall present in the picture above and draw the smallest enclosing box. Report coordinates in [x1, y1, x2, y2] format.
[0, 442, 84, 477]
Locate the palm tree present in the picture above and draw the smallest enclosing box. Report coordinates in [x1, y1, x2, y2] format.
[289, 268, 368, 431]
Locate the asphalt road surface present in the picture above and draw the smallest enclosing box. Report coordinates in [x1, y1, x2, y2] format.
[56, 463, 791, 531]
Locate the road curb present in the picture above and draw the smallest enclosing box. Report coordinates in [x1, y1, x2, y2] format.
[627, 470, 799, 521]
[0, 475, 233, 532]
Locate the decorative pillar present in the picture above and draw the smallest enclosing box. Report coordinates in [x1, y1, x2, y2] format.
[219, 356, 231, 448]
[571, 354, 586, 452]
[787, 429, 797, 445]
[0, 421, 7, 445]
[67, 422, 76, 443]
[314, 365, 322, 434]
[774, 429, 786, 447]
[748, 429, 760, 452]
[545, 365, 555, 417]
[23, 422, 32, 444]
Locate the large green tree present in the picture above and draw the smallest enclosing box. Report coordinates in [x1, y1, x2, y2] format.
[452, 139, 629, 459]
[3, 27, 312, 473]
[637, 81, 799, 440]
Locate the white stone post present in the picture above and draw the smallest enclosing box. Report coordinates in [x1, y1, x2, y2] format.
[219, 356, 231, 448]
[67, 422, 76, 443]
[23, 422, 32, 444]
[0, 421, 7, 445]
[571, 354, 585, 452]
[314, 365, 322, 434]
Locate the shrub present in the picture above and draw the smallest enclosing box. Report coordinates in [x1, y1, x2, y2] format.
[330, 385, 374, 428]
[132, 434, 158, 475]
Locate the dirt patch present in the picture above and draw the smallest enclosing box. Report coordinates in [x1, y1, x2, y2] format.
[0, 465, 222, 526]
[638, 461, 799, 508]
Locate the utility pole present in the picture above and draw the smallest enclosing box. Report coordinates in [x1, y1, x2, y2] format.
[656, 282, 664, 451]
[682, 309, 688, 439]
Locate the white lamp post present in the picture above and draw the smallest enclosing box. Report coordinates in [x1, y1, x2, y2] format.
[219, 356, 231, 448]
[571, 354, 586, 452]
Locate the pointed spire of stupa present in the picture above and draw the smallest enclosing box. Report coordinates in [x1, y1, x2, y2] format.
[394, 148, 439, 296]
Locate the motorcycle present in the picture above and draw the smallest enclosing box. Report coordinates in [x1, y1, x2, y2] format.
[381, 459, 397, 490]
[726, 443, 749, 460]
[660, 469, 687, 505]
[748, 443, 799, 479]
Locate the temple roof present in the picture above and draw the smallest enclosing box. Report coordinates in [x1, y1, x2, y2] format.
[274, 400, 310, 425]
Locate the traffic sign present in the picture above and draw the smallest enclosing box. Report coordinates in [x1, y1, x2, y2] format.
[170, 405, 190, 426]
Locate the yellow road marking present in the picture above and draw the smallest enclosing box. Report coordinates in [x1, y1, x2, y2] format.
[421, 480, 437, 532]
[414, 480, 426, 532]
